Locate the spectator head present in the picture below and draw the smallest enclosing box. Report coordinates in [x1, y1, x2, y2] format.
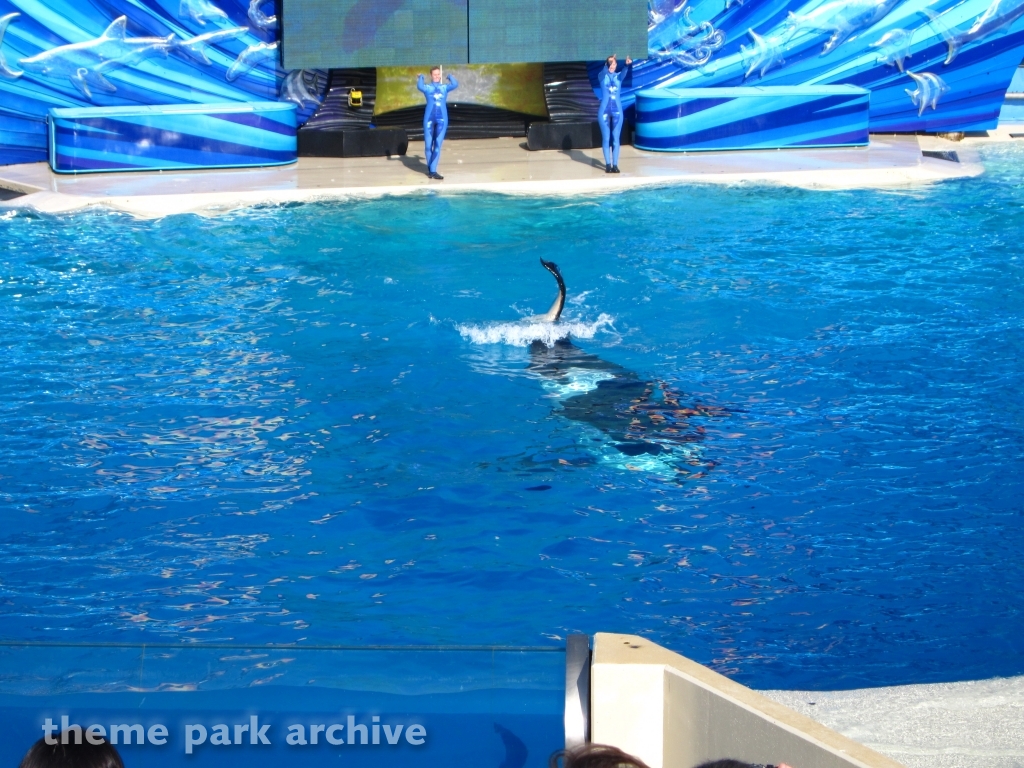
[19, 735, 124, 768]
[550, 743, 652, 768]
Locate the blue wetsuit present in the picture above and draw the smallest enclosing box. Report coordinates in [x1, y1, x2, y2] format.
[417, 74, 458, 175]
[598, 62, 631, 167]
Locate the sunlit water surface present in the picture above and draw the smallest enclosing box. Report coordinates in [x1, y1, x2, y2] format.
[2, 144, 1023, 690]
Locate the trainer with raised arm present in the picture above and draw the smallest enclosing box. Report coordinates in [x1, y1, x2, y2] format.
[598, 54, 632, 174]
[417, 66, 458, 180]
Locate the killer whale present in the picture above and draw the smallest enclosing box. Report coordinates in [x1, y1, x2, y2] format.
[524, 260, 723, 467]
[527, 339, 724, 465]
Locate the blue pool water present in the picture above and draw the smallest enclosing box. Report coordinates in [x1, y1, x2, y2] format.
[2, 144, 1024, 691]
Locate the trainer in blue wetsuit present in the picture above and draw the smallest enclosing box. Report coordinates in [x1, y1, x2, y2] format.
[598, 55, 632, 173]
[417, 68, 458, 180]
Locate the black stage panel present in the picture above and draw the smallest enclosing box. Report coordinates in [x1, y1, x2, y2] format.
[526, 121, 632, 151]
[297, 128, 409, 157]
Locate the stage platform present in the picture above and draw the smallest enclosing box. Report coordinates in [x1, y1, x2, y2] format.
[0, 133, 991, 218]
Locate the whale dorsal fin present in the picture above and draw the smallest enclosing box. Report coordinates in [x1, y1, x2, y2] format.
[103, 16, 128, 40]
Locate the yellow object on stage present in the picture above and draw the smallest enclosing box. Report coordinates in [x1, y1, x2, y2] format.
[374, 64, 549, 118]
[348, 89, 363, 108]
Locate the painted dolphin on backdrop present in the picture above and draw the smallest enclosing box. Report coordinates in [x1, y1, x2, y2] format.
[871, 28, 915, 71]
[0, 14, 248, 96]
[781, 0, 903, 55]
[933, 0, 1024, 63]
[742, 29, 790, 78]
[281, 69, 321, 107]
[177, 26, 249, 65]
[179, 0, 230, 26]
[248, 0, 278, 30]
[15, 16, 177, 98]
[0, 13, 23, 79]
[227, 40, 278, 81]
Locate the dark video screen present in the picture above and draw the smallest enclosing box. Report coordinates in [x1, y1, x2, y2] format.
[282, 0, 648, 69]
[468, 0, 648, 64]
[282, 0, 470, 70]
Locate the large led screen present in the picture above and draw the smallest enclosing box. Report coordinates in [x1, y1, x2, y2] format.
[282, 0, 469, 70]
[468, 0, 648, 64]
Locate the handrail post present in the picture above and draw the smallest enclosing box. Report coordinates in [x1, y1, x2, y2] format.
[564, 634, 591, 750]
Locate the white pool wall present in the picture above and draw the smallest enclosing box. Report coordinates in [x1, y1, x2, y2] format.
[590, 633, 904, 768]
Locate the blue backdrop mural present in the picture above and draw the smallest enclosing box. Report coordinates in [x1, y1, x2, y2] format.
[0, 0, 323, 165]
[1, 0, 1023, 166]
[595, 0, 1024, 132]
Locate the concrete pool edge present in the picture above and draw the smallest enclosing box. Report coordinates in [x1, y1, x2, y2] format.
[0, 134, 991, 219]
[762, 676, 1024, 768]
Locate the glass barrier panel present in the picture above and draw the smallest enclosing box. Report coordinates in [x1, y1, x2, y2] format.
[0, 643, 565, 768]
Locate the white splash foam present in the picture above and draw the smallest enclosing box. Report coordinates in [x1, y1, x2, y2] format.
[457, 313, 614, 347]
[596, 441, 702, 480]
[541, 369, 616, 399]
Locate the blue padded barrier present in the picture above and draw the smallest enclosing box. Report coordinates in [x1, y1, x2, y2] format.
[634, 85, 870, 152]
[47, 101, 297, 173]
